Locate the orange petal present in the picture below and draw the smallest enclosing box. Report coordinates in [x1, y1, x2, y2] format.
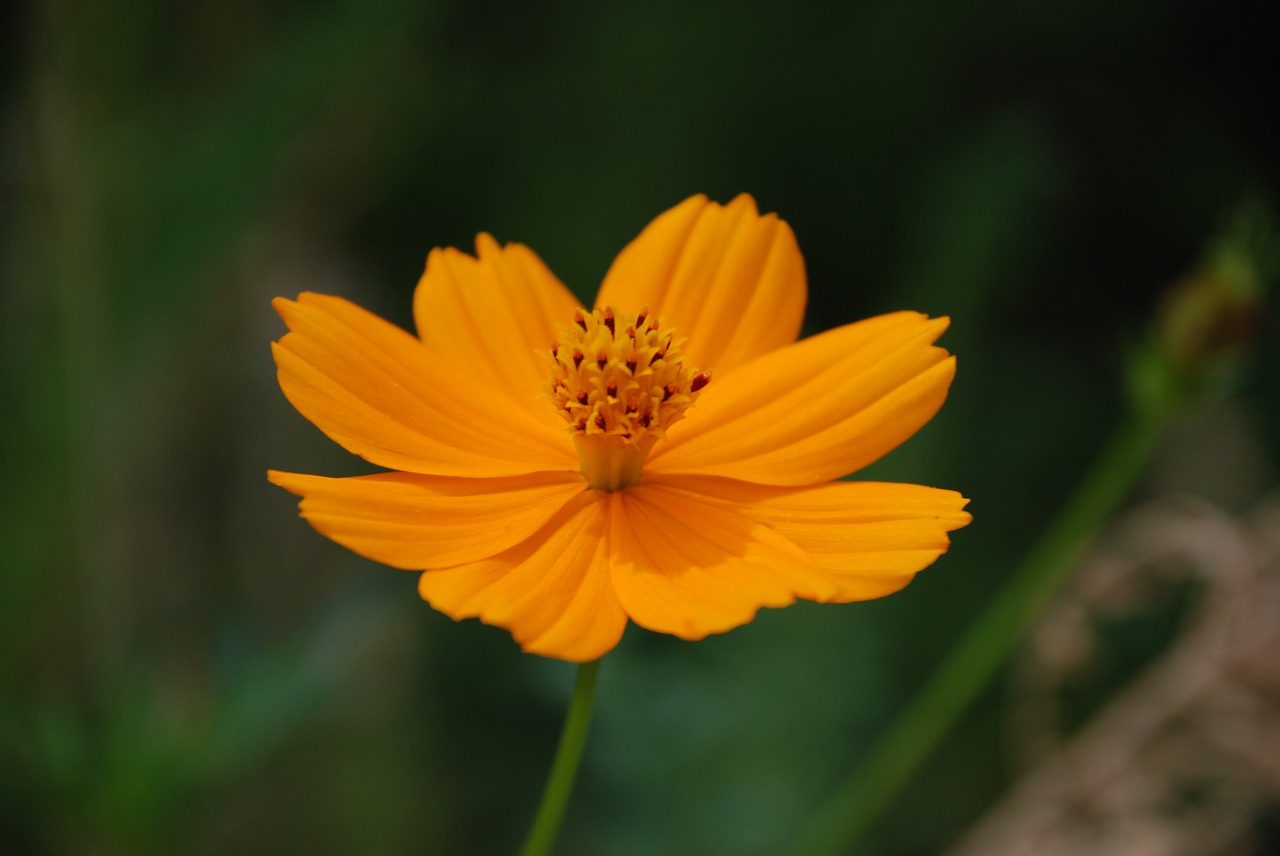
[606, 483, 839, 640]
[650, 475, 971, 601]
[268, 469, 586, 569]
[594, 194, 806, 375]
[647, 311, 955, 485]
[273, 293, 577, 477]
[418, 491, 626, 662]
[413, 235, 582, 413]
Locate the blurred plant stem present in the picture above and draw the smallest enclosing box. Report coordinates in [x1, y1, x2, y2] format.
[32, 0, 128, 673]
[793, 401, 1171, 856]
[791, 211, 1268, 856]
[9, 0, 432, 850]
[519, 660, 601, 856]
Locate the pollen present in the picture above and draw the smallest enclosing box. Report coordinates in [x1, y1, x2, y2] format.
[543, 305, 710, 490]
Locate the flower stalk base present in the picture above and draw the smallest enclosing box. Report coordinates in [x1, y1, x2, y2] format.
[519, 659, 602, 856]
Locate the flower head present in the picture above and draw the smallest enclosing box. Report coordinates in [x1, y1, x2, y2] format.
[269, 194, 971, 662]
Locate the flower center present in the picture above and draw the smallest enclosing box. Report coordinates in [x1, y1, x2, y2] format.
[543, 306, 710, 491]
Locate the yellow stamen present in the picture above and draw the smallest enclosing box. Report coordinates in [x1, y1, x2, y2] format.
[543, 306, 711, 490]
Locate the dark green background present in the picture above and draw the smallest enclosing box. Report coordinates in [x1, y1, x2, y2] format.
[3, 0, 1276, 853]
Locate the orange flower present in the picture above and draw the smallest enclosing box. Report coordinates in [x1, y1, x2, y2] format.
[269, 195, 971, 662]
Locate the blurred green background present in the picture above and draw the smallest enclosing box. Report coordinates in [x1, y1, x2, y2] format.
[4, 0, 1278, 853]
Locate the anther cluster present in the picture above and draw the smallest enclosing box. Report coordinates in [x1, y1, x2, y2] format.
[544, 306, 710, 444]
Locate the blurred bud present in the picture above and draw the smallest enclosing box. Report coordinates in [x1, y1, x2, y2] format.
[1157, 236, 1263, 375]
[1131, 203, 1272, 413]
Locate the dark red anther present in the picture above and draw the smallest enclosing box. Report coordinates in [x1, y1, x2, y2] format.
[625, 355, 637, 374]
[605, 382, 617, 398]
[603, 307, 616, 337]
[690, 371, 712, 392]
[662, 384, 675, 402]
[649, 350, 664, 366]
[572, 349, 584, 369]
[636, 309, 648, 327]
[574, 311, 588, 331]
[595, 414, 607, 430]
[596, 353, 607, 370]
[576, 391, 590, 405]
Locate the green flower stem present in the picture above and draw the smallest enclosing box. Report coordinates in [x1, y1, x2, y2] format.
[519, 659, 602, 856]
[792, 400, 1174, 856]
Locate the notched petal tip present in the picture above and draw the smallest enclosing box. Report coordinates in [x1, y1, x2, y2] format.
[266, 468, 305, 494]
[596, 192, 807, 374]
[643, 475, 971, 605]
[417, 571, 621, 663]
[649, 311, 960, 485]
[268, 290, 575, 477]
[268, 469, 588, 572]
[416, 492, 628, 663]
[412, 230, 582, 416]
